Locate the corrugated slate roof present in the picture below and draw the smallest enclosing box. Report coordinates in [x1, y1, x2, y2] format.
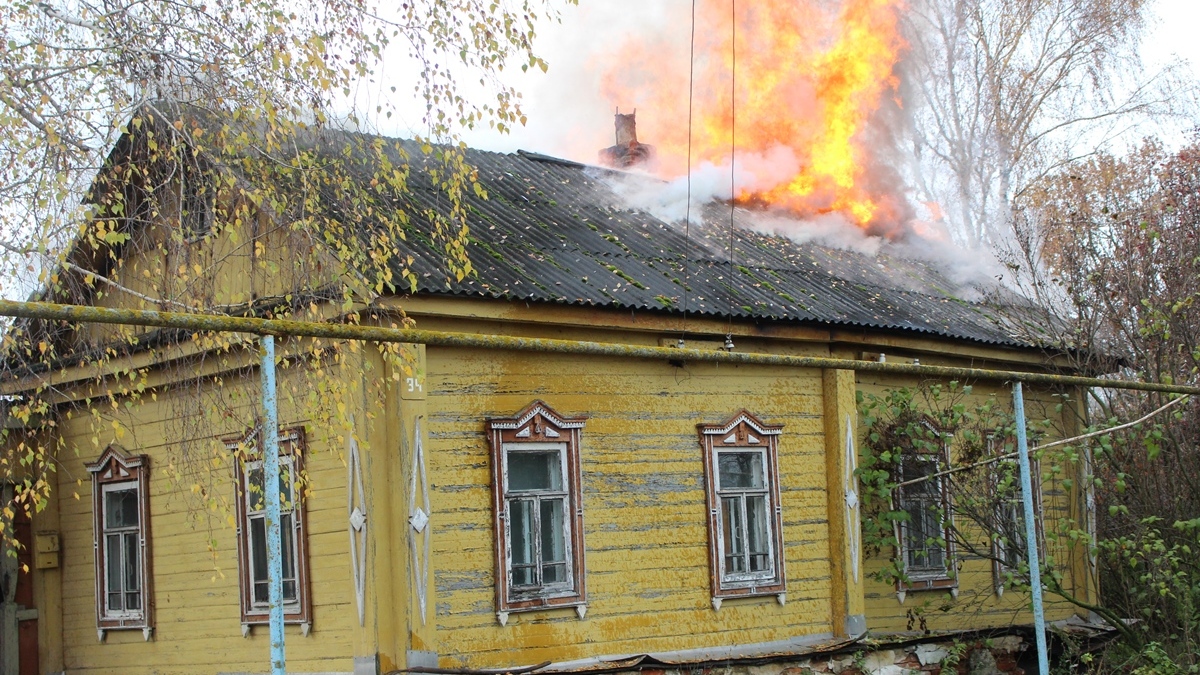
[350, 138, 1038, 348]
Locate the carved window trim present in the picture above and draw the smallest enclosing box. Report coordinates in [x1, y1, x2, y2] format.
[487, 401, 587, 624]
[698, 410, 787, 607]
[87, 446, 154, 640]
[892, 420, 957, 598]
[229, 427, 313, 633]
[988, 436, 1045, 597]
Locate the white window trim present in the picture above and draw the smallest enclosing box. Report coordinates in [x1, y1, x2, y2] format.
[897, 451, 951, 580]
[891, 425, 957, 601]
[990, 438, 1044, 596]
[228, 427, 313, 633]
[241, 454, 303, 615]
[500, 441, 576, 600]
[100, 480, 144, 620]
[713, 447, 778, 586]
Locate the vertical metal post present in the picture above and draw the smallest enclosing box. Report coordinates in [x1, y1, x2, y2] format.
[262, 335, 286, 675]
[1013, 382, 1048, 675]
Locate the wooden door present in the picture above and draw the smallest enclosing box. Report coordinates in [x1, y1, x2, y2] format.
[1, 484, 38, 675]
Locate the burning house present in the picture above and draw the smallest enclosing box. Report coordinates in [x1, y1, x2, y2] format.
[2, 109, 1099, 675]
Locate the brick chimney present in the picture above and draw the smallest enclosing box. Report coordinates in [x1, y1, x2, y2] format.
[599, 110, 655, 169]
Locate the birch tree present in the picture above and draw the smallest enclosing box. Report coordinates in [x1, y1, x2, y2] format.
[902, 0, 1181, 251]
[0, 0, 572, 529]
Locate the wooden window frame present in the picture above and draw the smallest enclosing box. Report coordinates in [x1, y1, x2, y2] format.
[892, 422, 957, 597]
[179, 154, 214, 242]
[988, 437, 1045, 596]
[487, 401, 587, 624]
[229, 427, 312, 634]
[86, 446, 154, 641]
[698, 411, 786, 607]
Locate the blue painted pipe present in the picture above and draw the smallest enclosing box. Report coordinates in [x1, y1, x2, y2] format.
[262, 335, 286, 675]
[1013, 383, 1048, 675]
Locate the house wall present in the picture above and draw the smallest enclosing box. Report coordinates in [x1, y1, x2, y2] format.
[22, 296, 1098, 674]
[854, 371, 1088, 632]
[76, 180, 343, 349]
[424, 345, 834, 668]
[47, 364, 363, 675]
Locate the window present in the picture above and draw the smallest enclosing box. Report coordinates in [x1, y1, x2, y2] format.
[86, 446, 154, 640]
[893, 421, 955, 595]
[698, 411, 786, 606]
[989, 437, 1044, 596]
[231, 428, 312, 633]
[487, 401, 587, 624]
[179, 156, 213, 241]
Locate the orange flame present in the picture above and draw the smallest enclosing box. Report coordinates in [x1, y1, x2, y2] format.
[599, 0, 909, 235]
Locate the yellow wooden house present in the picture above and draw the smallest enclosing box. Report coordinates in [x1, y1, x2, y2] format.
[0, 118, 1098, 675]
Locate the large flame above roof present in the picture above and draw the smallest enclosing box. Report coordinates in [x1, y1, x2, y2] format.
[599, 0, 909, 235]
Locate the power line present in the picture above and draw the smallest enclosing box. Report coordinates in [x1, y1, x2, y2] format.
[680, 0, 697, 349]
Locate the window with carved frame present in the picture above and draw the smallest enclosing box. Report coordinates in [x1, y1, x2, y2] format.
[698, 411, 786, 605]
[87, 446, 154, 640]
[229, 427, 312, 633]
[487, 401, 587, 624]
[892, 420, 956, 595]
[988, 436, 1045, 596]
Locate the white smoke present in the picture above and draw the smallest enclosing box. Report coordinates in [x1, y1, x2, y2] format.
[606, 145, 799, 218]
[602, 160, 1005, 295]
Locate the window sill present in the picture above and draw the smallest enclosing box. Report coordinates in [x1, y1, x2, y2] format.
[496, 602, 587, 626]
[896, 576, 958, 604]
[241, 620, 312, 637]
[97, 625, 153, 642]
[710, 591, 787, 611]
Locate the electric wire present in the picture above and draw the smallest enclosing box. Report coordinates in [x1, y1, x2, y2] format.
[726, 0, 736, 348]
[680, 0, 697, 349]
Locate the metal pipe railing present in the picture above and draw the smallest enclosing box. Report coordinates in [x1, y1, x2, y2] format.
[1, 298, 1198, 395]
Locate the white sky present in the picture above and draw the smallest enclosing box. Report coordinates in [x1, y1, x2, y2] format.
[1144, 0, 1200, 72]
[366, 0, 1200, 160]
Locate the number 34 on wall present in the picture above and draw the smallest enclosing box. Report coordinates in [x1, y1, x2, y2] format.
[399, 344, 427, 401]
[401, 372, 426, 400]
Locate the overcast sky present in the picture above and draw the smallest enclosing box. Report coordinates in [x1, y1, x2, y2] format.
[367, 0, 1200, 160]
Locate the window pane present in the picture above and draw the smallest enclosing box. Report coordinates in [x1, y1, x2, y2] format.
[746, 495, 771, 572]
[251, 515, 268, 594]
[509, 499, 535, 568]
[105, 489, 139, 529]
[248, 467, 265, 512]
[512, 565, 534, 586]
[281, 513, 297, 602]
[722, 496, 745, 573]
[507, 451, 562, 491]
[540, 498, 566, 566]
[123, 531, 140, 593]
[542, 562, 567, 584]
[106, 534, 123, 610]
[279, 463, 294, 510]
[1002, 502, 1027, 567]
[718, 452, 764, 490]
[906, 501, 944, 570]
[901, 458, 940, 495]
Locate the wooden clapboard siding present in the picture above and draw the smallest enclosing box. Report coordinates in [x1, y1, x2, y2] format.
[856, 373, 1085, 631]
[52, 366, 360, 675]
[425, 346, 833, 668]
